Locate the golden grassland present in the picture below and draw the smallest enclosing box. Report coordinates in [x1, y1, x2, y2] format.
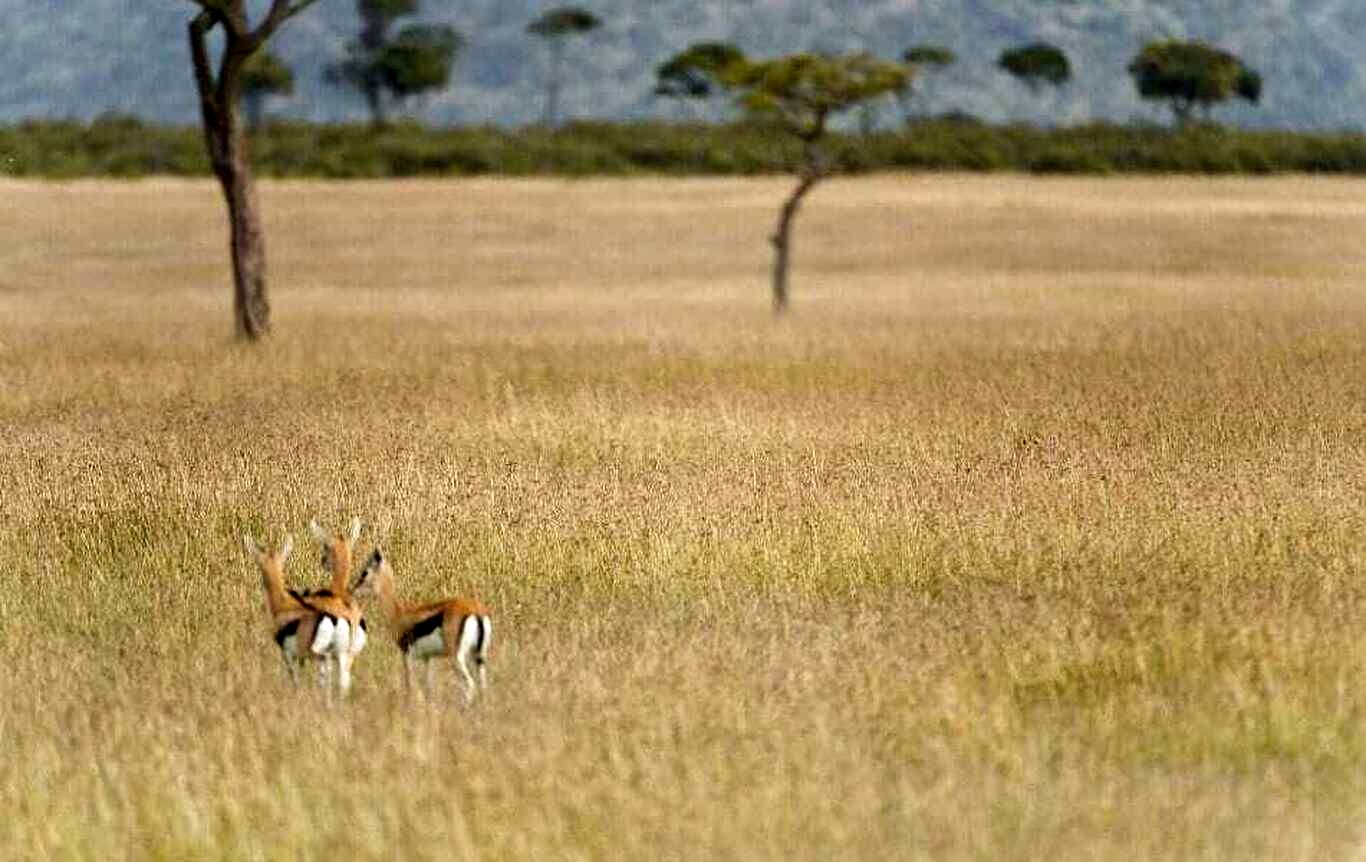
[3, 174, 1366, 859]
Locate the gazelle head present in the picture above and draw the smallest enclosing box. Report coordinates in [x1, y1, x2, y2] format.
[243, 533, 293, 570]
[309, 516, 362, 576]
[351, 547, 391, 598]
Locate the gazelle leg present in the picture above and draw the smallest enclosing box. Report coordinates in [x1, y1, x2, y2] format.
[402, 651, 414, 695]
[454, 616, 481, 703]
[337, 653, 353, 694]
[455, 653, 477, 704]
[424, 659, 435, 700]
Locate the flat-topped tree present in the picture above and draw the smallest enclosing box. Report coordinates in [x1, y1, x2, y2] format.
[717, 52, 910, 315]
[998, 42, 1071, 125]
[185, 0, 325, 341]
[655, 41, 745, 121]
[241, 51, 294, 131]
[899, 44, 955, 122]
[527, 6, 601, 127]
[999, 42, 1070, 93]
[1128, 40, 1262, 128]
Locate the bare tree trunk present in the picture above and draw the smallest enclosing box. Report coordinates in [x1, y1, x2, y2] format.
[769, 171, 822, 316]
[244, 92, 265, 132]
[190, 10, 271, 341]
[1173, 99, 1193, 130]
[364, 81, 388, 129]
[220, 146, 271, 339]
[544, 39, 564, 127]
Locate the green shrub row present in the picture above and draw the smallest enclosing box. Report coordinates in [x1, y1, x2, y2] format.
[5, 115, 1366, 178]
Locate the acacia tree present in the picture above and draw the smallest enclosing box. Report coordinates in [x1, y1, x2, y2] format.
[717, 53, 910, 315]
[329, 0, 462, 127]
[899, 44, 955, 122]
[1127, 40, 1262, 128]
[186, 0, 324, 340]
[998, 42, 1070, 93]
[241, 51, 294, 131]
[527, 6, 601, 127]
[376, 24, 464, 116]
[654, 41, 744, 121]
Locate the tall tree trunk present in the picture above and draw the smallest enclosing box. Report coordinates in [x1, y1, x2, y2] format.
[190, 11, 272, 341]
[364, 80, 388, 128]
[1173, 99, 1193, 130]
[544, 39, 564, 127]
[244, 92, 265, 131]
[219, 140, 271, 339]
[769, 171, 822, 316]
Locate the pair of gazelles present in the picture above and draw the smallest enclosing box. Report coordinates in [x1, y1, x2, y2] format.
[242, 517, 492, 700]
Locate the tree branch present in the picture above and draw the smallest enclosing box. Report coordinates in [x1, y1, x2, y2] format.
[188, 11, 219, 104]
[248, 0, 324, 50]
[188, 10, 227, 165]
[285, 0, 324, 20]
[189, 0, 249, 39]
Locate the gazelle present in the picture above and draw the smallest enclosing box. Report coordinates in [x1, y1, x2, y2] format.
[351, 548, 492, 703]
[243, 533, 337, 687]
[298, 517, 369, 691]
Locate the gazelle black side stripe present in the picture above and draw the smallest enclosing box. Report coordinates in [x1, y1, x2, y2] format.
[399, 612, 444, 652]
[274, 618, 300, 648]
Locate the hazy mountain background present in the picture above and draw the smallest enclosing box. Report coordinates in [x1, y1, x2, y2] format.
[5, 0, 1365, 129]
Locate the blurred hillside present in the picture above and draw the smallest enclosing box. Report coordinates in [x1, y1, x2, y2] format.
[4, 0, 1364, 129]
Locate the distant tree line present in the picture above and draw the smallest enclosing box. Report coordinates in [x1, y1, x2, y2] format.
[239, 9, 1265, 136]
[19, 116, 1365, 181]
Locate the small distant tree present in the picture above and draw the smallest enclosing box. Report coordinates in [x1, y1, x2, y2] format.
[717, 53, 910, 315]
[241, 51, 295, 131]
[184, 0, 325, 341]
[654, 41, 744, 121]
[998, 42, 1071, 125]
[1127, 40, 1262, 128]
[899, 44, 956, 122]
[378, 24, 464, 112]
[330, 0, 462, 127]
[998, 42, 1070, 93]
[527, 6, 601, 127]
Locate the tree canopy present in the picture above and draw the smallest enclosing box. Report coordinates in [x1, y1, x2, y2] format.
[720, 52, 911, 142]
[655, 42, 745, 101]
[998, 42, 1071, 92]
[902, 45, 956, 68]
[527, 7, 601, 39]
[379, 24, 464, 101]
[1127, 40, 1262, 126]
[242, 51, 295, 100]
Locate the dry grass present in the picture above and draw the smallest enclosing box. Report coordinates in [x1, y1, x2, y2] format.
[3, 174, 1366, 859]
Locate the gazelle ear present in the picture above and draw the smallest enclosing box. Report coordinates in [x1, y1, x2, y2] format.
[280, 535, 294, 562]
[243, 535, 262, 560]
[348, 516, 362, 545]
[309, 519, 329, 543]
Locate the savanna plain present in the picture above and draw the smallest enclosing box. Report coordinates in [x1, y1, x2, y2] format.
[3, 173, 1366, 860]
